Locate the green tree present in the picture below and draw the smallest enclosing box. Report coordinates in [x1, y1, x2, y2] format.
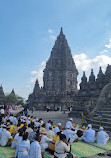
[4, 93, 26, 106]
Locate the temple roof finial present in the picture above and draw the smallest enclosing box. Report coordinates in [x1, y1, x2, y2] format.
[60, 27, 63, 34]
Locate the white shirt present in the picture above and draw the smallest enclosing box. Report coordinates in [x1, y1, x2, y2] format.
[0, 129, 11, 146]
[63, 129, 78, 143]
[66, 121, 74, 129]
[26, 120, 31, 126]
[40, 135, 52, 151]
[0, 128, 2, 137]
[46, 123, 51, 131]
[29, 141, 42, 158]
[97, 130, 109, 145]
[53, 126, 60, 136]
[35, 122, 41, 127]
[13, 117, 18, 125]
[1, 109, 4, 114]
[82, 128, 95, 143]
[2, 117, 7, 123]
[9, 116, 14, 123]
[54, 140, 70, 158]
[11, 133, 19, 148]
[15, 140, 30, 158]
[26, 128, 33, 135]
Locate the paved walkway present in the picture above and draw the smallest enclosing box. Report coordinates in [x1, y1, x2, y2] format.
[28, 110, 82, 128]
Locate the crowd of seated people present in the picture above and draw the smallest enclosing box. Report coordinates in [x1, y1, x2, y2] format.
[0, 112, 110, 158]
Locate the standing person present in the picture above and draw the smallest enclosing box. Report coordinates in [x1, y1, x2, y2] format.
[59, 106, 61, 111]
[6, 106, 9, 115]
[32, 107, 34, 113]
[55, 106, 57, 112]
[70, 106, 73, 112]
[82, 124, 95, 143]
[24, 107, 28, 116]
[97, 126, 109, 145]
[29, 133, 42, 158]
[54, 134, 73, 158]
[15, 132, 30, 158]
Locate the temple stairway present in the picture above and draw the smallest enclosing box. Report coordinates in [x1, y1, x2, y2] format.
[87, 99, 111, 137]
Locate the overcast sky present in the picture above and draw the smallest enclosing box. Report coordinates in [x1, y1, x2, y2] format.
[0, 0, 111, 99]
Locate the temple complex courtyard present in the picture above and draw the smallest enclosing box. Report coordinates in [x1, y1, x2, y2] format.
[28, 110, 82, 128]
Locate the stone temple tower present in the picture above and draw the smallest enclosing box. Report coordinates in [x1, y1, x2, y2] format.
[43, 28, 78, 93]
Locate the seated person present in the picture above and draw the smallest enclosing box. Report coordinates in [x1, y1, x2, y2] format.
[48, 132, 61, 154]
[0, 125, 12, 146]
[82, 124, 95, 143]
[66, 118, 74, 130]
[63, 125, 78, 143]
[15, 132, 30, 158]
[29, 133, 42, 158]
[11, 130, 24, 148]
[47, 126, 55, 139]
[9, 122, 15, 134]
[54, 134, 73, 158]
[40, 128, 52, 157]
[53, 123, 62, 136]
[97, 126, 109, 145]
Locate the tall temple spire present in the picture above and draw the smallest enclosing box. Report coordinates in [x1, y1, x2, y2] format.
[43, 28, 78, 92]
[60, 27, 63, 35]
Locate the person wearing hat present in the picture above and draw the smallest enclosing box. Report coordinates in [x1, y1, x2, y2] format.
[97, 126, 109, 145]
[66, 118, 74, 130]
[0, 124, 12, 146]
[34, 119, 41, 127]
[53, 123, 62, 136]
[82, 124, 95, 143]
[40, 128, 52, 157]
[63, 125, 78, 143]
[29, 133, 42, 158]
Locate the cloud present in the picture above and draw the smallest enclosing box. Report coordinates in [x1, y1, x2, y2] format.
[29, 53, 111, 89]
[105, 38, 111, 48]
[100, 49, 108, 54]
[30, 60, 47, 87]
[48, 29, 56, 41]
[48, 29, 53, 34]
[30, 71, 38, 75]
[50, 35, 56, 41]
[74, 53, 111, 72]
